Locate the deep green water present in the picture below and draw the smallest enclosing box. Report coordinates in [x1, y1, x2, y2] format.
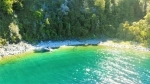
[0, 46, 150, 84]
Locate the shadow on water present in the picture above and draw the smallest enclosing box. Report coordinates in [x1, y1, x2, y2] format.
[34, 50, 49, 53]
[34, 44, 98, 53]
[72, 44, 98, 51]
[72, 44, 98, 46]
[34, 47, 59, 53]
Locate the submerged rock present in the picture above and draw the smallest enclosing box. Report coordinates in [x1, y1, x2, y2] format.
[34, 47, 52, 53]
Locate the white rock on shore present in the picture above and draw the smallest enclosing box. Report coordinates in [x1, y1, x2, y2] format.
[0, 41, 35, 58]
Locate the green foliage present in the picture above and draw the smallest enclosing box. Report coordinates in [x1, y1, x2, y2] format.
[0, 0, 14, 14]
[45, 18, 50, 25]
[94, 0, 105, 10]
[144, 13, 150, 24]
[34, 10, 43, 19]
[0, 0, 150, 46]
[116, 12, 150, 46]
[9, 21, 22, 43]
[0, 0, 24, 15]
[0, 37, 7, 46]
[13, 0, 24, 11]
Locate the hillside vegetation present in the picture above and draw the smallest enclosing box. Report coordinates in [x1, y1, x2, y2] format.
[0, 0, 150, 46]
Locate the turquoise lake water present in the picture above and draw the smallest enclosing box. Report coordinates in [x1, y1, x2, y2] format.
[0, 46, 150, 84]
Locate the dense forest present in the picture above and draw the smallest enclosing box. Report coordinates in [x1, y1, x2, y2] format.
[0, 0, 150, 46]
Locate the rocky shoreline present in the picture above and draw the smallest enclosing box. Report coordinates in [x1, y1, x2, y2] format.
[0, 39, 101, 59]
[0, 40, 150, 59]
[0, 42, 35, 59]
[99, 41, 150, 52]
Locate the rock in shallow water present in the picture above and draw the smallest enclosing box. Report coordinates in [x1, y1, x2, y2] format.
[34, 47, 52, 53]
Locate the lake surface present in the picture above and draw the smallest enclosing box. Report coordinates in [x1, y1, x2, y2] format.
[0, 46, 150, 84]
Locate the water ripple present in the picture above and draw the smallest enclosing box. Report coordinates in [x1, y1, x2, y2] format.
[93, 49, 149, 84]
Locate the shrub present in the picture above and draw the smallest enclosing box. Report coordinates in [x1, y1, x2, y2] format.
[13, 0, 24, 11]
[0, 37, 7, 46]
[9, 22, 22, 43]
[0, 0, 24, 14]
[34, 10, 43, 20]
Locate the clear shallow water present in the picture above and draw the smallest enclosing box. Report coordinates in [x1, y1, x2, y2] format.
[0, 46, 150, 84]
